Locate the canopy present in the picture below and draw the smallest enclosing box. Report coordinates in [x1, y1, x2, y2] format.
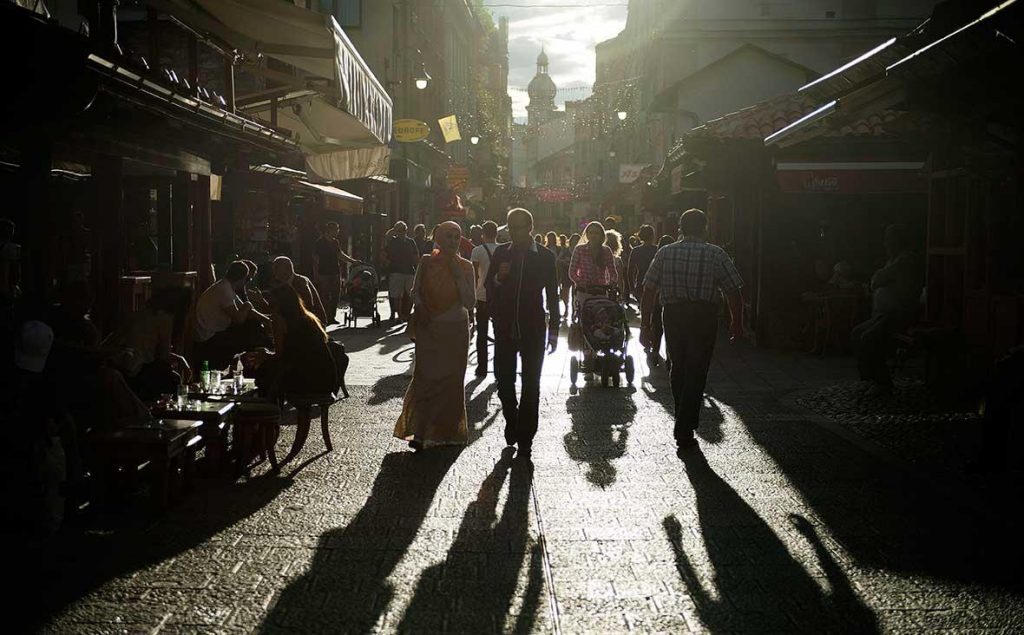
[150, 0, 392, 179]
[296, 180, 363, 214]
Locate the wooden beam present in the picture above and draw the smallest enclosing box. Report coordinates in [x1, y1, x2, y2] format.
[224, 58, 236, 114]
[188, 33, 199, 87]
[95, 155, 126, 333]
[147, 8, 161, 69]
[172, 171, 194, 272]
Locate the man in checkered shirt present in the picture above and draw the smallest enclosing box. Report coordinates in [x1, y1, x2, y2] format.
[640, 208, 745, 452]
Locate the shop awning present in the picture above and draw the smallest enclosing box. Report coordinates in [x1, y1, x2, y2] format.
[149, 0, 392, 179]
[296, 180, 363, 214]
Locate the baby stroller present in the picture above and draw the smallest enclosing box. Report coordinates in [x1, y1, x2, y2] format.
[343, 263, 382, 327]
[568, 285, 635, 387]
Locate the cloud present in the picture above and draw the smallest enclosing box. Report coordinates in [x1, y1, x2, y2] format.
[488, 2, 627, 118]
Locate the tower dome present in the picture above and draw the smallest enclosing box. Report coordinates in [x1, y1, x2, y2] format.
[527, 45, 556, 108]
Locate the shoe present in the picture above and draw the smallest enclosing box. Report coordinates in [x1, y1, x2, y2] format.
[408, 439, 423, 451]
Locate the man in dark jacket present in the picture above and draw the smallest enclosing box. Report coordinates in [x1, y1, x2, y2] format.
[485, 208, 560, 458]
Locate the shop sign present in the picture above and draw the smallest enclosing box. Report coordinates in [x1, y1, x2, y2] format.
[776, 169, 927, 194]
[670, 164, 684, 194]
[535, 188, 574, 202]
[619, 163, 647, 183]
[447, 165, 470, 190]
[438, 114, 462, 143]
[394, 119, 431, 143]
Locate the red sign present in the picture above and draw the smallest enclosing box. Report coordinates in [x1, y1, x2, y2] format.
[447, 165, 470, 190]
[535, 188, 574, 202]
[776, 170, 928, 194]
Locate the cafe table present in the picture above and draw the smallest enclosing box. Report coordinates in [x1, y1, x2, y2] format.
[151, 393, 238, 472]
[96, 419, 203, 509]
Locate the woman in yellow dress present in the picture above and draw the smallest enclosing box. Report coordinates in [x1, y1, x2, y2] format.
[394, 221, 476, 449]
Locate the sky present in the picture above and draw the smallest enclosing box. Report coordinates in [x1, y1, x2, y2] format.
[483, 1, 629, 121]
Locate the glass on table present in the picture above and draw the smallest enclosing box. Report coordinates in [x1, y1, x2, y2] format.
[176, 384, 188, 408]
[210, 370, 223, 393]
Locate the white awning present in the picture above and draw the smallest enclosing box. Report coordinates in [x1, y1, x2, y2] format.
[150, 0, 392, 166]
[190, 0, 391, 144]
[296, 180, 363, 213]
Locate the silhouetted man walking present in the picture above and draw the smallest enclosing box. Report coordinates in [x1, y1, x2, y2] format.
[640, 208, 744, 453]
[485, 208, 560, 458]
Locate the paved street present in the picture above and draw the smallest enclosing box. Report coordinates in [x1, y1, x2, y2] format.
[23, 319, 1024, 633]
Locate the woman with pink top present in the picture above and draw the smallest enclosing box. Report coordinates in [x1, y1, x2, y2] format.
[569, 222, 619, 373]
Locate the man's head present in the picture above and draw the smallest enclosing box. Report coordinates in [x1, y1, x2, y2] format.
[469, 224, 484, 245]
[393, 221, 408, 236]
[678, 208, 708, 238]
[481, 220, 498, 241]
[15, 320, 54, 373]
[603, 216, 617, 230]
[413, 223, 426, 239]
[0, 217, 14, 242]
[883, 224, 909, 258]
[272, 256, 296, 284]
[324, 222, 339, 238]
[506, 208, 535, 246]
[225, 261, 250, 291]
[638, 224, 655, 243]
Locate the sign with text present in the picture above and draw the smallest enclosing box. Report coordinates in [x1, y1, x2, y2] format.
[619, 163, 647, 184]
[438, 114, 462, 143]
[394, 119, 430, 143]
[776, 170, 928, 194]
[447, 165, 470, 190]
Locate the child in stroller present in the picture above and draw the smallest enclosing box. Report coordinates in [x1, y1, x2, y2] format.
[343, 263, 382, 327]
[569, 285, 635, 387]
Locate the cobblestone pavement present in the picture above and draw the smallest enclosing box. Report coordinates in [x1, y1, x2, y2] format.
[22, 319, 1024, 633]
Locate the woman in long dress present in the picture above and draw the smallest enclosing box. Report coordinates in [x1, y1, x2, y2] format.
[394, 221, 476, 450]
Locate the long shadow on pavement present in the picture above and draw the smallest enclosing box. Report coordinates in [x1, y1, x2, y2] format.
[466, 377, 500, 443]
[260, 449, 460, 633]
[16, 477, 289, 632]
[396, 449, 545, 632]
[666, 450, 879, 633]
[564, 387, 637, 487]
[726, 393, 1024, 585]
[642, 379, 725, 445]
[367, 373, 410, 405]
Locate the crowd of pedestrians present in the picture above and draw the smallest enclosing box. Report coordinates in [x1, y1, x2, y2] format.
[384, 207, 747, 460]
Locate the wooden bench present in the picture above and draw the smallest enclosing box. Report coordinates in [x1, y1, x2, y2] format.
[93, 419, 203, 510]
[271, 393, 340, 471]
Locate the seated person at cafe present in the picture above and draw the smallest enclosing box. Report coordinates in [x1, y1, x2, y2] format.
[104, 287, 192, 401]
[851, 224, 923, 395]
[249, 284, 336, 398]
[193, 261, 271, 369]
[269, 256, 328, 327]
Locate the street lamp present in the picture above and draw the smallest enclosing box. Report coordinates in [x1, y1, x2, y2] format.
[414, 51, 431, 90]
[470, 135, 480, 145]
[616, 110, 628, 121]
